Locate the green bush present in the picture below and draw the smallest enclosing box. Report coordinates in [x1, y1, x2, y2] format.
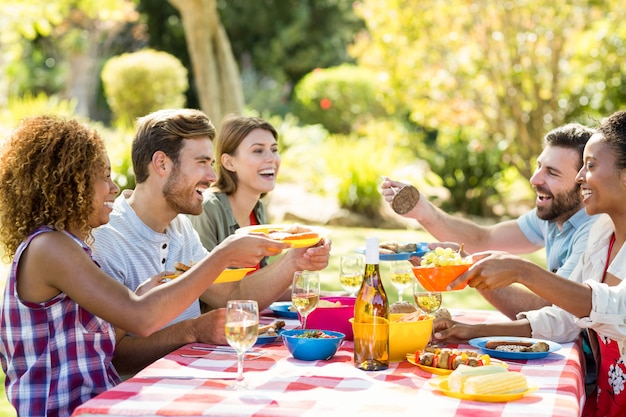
[101, 49, 188, 128]
[292, 64, 387, 134]
[425, 129, 509, 217]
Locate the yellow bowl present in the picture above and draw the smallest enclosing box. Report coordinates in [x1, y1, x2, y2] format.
[389, 313, 433, 362]
[412, 263, 472, 292]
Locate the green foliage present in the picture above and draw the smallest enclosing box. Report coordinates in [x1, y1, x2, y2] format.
[292, 64, 387, 134]
[425, 129, 508, 217]
[352, 0, 626, 178]
[139, 0, 364, 115]
[101, 49, 188, 128]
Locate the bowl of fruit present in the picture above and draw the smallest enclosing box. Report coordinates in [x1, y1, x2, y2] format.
[412, 247, 472, 291]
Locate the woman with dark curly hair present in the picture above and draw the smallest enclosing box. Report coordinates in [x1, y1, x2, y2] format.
[0, 115, 283, 417]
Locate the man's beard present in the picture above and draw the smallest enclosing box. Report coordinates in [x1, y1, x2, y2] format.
[535, 184, 582, 221]
[163, 168, 203, 216]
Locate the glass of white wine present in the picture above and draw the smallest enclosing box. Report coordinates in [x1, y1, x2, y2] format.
[225, 300, 259, 390]
[291, 270, 320, 329]
[339, 254, 365, 297]
[413, 280, 442, 314]
[389, 260, 413, 303]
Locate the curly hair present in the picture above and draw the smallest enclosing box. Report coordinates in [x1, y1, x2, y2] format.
[213, 114, 278, 195]
[0, 115, 107, 260]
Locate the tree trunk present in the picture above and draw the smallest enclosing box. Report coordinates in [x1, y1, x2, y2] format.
[168, 0, 244, 128]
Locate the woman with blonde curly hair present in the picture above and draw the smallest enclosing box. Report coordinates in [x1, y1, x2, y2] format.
[0, 115, 277, 417]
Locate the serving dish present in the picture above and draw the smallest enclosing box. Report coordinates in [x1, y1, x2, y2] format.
[269, 301, 299, 319]
[163, 267, 254, 283]
[235, 224, 329, 248]
[406, 353, 506, 375]
[469, 336, 562, 360]
[429, 378, 538, 402]
[255, 329, 284, 345]
[354, 241, 429, 261]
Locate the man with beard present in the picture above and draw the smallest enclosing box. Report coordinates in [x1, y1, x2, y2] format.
[380, 123, 599, 319]
[91, 109, 331, 376]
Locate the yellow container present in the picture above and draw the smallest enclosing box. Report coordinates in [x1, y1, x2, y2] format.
[388, 313, 433, 362]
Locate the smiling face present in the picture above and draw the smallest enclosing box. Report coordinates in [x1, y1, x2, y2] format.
[163, 137, 217, 215]
[576, 133, 626, 217]
[529, 145, 584, 223]
[221, 127, 280, 195]
[89, 156, 120, 228]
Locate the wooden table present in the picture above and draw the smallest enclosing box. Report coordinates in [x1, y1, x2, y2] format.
[72, 309, 585, 417]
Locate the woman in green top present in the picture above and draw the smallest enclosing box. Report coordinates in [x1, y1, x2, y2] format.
[189, 114, 280, 271]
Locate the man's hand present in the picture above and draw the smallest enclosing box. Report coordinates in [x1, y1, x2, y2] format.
[291, 237, 332, 272]
[191, 308, 228, 345]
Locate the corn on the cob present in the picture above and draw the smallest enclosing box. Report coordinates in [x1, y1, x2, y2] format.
[448, 364, 507, 392]
[462, 371, 528, 395]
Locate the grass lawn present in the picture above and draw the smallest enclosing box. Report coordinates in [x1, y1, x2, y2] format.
[0, 224, 546, 414]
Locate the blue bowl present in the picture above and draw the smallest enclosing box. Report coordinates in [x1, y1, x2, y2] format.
[281, 329, 345, 361]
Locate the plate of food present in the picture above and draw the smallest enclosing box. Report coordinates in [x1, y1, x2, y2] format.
[407, 348, 500, 376]
[468, 336, 562, 360]
[354, 241, 430, 261]
[429, 378, 537, 403]
[256, 320, 286, 344]
[269, 301, 299, 319]
[162, 263, 254, 283]
[236, 224, 329, 249]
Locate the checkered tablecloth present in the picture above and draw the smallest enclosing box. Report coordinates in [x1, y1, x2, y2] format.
[72, 309, 585, 417]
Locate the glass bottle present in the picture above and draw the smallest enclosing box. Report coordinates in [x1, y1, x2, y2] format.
[353, 236, 389, 371]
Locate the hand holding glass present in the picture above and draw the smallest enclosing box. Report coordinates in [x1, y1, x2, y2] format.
[225, 300, 259, 390]
[292, 271, 320, 329]
[339, 254, 365, 297]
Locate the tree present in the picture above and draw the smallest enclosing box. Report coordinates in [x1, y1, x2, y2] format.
[167, 0, 243, 126]
[351, 0, 626, 177]
[140, 0, 364, 116]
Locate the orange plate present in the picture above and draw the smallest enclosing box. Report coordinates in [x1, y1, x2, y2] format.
[235, 224, 329, 249]
[411, 263, 472, 291]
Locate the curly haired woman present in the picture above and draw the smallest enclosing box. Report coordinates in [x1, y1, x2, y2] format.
[0, 115, 280, 416]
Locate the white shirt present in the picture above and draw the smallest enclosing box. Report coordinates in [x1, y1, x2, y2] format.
[519, 214, 626, 356]
[92, 193, 208, 324]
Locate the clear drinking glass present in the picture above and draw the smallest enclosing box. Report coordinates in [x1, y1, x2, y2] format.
[389, 260, 413, 303]
[339, 254, 365, 297]
[413, 280, 442, 314]
[225, 300, 259, 390]
[291, 271, 320, 329]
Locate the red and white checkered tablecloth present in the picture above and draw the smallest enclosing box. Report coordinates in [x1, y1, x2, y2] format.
[72, 309, 585, 417]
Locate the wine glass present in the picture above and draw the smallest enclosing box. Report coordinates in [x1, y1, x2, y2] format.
[225, 300, 259, 390]
[389, 260, 413, 303]
[291, 271, 320, 329]
[413, 280, 442, 314]
[339, 254, 365, 297]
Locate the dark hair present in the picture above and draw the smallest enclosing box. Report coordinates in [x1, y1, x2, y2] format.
[213, 114, 278, 194]
[544, 123, 596, 170]
[132, 109, 216, 183]
[597, 110, 626, 170]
